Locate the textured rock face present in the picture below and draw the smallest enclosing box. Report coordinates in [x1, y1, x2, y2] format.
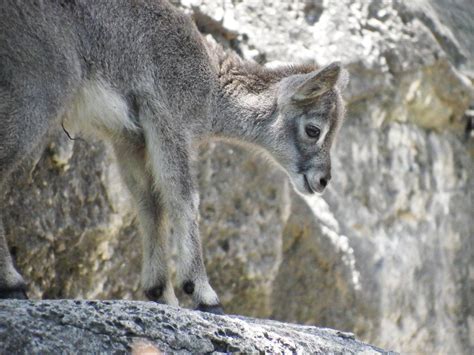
[4, 1, 473, 354]
[4, 135, 142, 300]
[0, 300, 394, 354]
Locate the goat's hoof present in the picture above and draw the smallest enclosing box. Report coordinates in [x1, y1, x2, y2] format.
[144, 285, 164, 301]
[0, 286, 28, 300]
[196, 303, 224, 315]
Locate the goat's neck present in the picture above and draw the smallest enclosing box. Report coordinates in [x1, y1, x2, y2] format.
[210, 54, 278, 147]
[212, 91, 276, 147]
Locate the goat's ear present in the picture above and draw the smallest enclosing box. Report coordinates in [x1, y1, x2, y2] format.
[292, 62, 342, 102]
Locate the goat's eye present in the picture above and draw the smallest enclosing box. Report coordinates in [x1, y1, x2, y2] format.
[305, 125, 321, 139]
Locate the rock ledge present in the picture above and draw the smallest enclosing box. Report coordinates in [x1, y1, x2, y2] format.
[0, 300, 395, 354]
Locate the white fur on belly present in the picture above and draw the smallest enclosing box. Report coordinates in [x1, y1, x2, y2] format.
[63, 79, 137, 137]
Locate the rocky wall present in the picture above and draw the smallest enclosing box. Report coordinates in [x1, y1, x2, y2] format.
[4, 0, 473, 353]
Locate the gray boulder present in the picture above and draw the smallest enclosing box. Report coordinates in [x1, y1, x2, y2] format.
[0, 300, 395, 354]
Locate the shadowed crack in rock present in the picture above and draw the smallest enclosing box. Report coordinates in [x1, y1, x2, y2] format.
[0, 300, 396, 354]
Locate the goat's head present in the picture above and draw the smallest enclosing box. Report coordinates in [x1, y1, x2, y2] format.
[268, 62, 348, 195]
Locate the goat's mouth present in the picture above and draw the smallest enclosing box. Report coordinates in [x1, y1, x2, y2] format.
[303, 174, 315, 194]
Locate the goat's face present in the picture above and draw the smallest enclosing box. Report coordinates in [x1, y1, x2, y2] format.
[269, 62, 348, 195]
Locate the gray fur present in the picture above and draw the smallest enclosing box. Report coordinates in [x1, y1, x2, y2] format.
[0, 0, 347, 310]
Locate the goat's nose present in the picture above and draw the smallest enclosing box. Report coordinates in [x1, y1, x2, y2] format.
[320, 177, 328, 187]
[319, 173, 331, 188]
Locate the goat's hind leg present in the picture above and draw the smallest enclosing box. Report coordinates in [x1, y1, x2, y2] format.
[0, 88, 54, 298]
[0, 94, 26, 298]
[0, 223, 27, 299]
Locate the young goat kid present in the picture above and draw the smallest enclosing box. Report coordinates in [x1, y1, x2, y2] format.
[0, 0, 348, 313]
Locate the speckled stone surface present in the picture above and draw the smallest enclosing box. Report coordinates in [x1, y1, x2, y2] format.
[0, 300, 395, 354]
